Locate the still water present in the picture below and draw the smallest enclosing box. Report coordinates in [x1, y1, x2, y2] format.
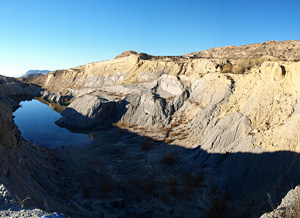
[13, 99, 92, 148]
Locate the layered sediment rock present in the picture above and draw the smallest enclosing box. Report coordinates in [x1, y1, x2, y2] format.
[14, 40, 300, 216]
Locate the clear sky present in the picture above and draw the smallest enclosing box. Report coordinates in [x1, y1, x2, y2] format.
[0, 0, 299, 77]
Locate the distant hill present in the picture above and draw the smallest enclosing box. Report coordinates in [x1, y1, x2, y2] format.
[184, 39, 300, 60]
[20, 70, 51, 78]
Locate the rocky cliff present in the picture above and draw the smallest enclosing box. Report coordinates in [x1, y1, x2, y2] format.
[13, 39, 300, 217]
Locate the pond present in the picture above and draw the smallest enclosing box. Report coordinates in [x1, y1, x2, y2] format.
[13, 99, 92, 148]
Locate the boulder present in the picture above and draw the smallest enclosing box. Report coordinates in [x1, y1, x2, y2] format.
[120, 93, 168, 126]
[153, 74, 184, 97]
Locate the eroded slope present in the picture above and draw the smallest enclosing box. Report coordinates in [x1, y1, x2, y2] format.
[20, 40, 300, 217]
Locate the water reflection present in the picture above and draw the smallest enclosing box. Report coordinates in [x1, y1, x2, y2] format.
[13, 99, 92, 148]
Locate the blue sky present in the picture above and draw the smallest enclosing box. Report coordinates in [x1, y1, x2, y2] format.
[0, 0, 299, 77]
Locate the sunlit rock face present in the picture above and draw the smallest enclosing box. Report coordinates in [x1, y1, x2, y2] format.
[4, 40, 300, 217]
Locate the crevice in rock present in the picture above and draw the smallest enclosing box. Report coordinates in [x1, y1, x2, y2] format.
[280, 65, 286, 76]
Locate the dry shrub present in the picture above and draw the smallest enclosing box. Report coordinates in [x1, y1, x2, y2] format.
[169, 185, 178, 195]
[115, 121, 130, 129]
[184, 171, 203, 188]
[153, 138, 160, 142]
[100, 180, 112, 192]
[221, 58, 266, 74]
[162, 193, 169, 202]
[163, 127, 171, 136]
[169, 177, 177, 185]
[15, 195, 30, 208]
[82, 184, 91, 198]
[232, 64, 246, 74]
[210, 186, 216, 194]
[164, 138, 173, 144]
[141, 138, 153, 151]
[166, 96, 175, 100]
[161, 153, 175, 165]
[185, 171, 193, 184]
[171, 121, 179, 128]
[106, 91, 116, 96]
[184, 184, 192, 199]
[221, 63, 232, 73]
[143, 181, 153, 194]
[115, 121, 122, 126]
[205, 197, 227, 218]
[178, 132, 188, 140]
[192, 172, 204, 187]
[170, 208, 175, 214]
[170, 131, 181, 137]
[135, 193, 142, 202]
[123, 122, 130, 128]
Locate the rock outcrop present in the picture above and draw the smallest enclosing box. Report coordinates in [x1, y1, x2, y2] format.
[0, 75, 42, 97]
[261, 186, 300, 218]
[41, 90, 72, 103]
[55, 95, 123, 129]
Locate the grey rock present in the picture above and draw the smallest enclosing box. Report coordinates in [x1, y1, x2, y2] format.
[120, 93, 167, 126]
[167, 90, 189, 114]
[137, 70, 164, 82]
[0, 208, 48, 218]
[0, 184, 10, 198]
[42, 91, 72, 103]
[152, 74, 184, 98]
[261, 186, 300, 218]
[84, 71, 130, 87]
[56, 95, 122, 129]
[200, 113, 253, 153]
